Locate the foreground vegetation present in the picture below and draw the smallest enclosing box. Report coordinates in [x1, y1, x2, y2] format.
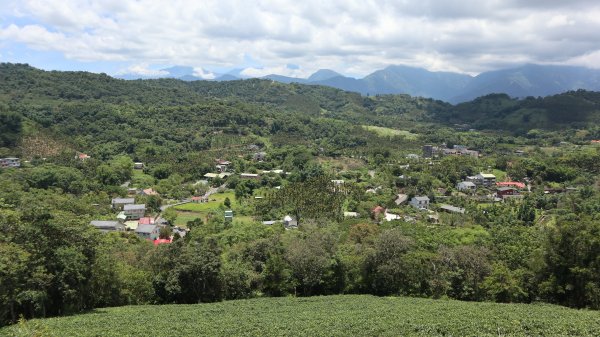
[4, 295, 600, 337]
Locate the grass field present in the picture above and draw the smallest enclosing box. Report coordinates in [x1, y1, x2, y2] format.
[362, 125, 418, 139]
[173, 192, 248, 226]
[174, 192, 235, 212]
[173, 212, 203, 227]
[4, 295, 600, 336]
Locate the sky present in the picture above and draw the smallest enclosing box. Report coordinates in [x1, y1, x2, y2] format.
[1, 0, 600, 78]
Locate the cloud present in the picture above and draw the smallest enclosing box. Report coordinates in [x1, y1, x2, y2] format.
[193, 67, 216, 79]
[117, 63, 168, 76]
[1, 0, 600, 75]
[240, 64, 309, 78]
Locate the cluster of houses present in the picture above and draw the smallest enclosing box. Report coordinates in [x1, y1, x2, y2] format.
[455, 173, 529, 201]
[0, 157, 20, 168]
[367, 170, 531, 225]
[456, 172, 497, 191]
[204, 156, 288, 182]
[90, 197, 185, 244]
[423, 144, 479, 158]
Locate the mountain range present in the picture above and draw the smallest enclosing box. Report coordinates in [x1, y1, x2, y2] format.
[116, 64, 600, 103]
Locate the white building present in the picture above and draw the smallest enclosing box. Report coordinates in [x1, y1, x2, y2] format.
[0, 157, 20, 168]
[475, 173, 497, 186]
[410, 196, 430, 210]
[456, 181, 477, 192]
[124, 204, 146, 220]
[111, 198, 135, 210]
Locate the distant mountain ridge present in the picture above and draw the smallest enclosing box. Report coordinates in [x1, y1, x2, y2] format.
[115, 64, 600, 103]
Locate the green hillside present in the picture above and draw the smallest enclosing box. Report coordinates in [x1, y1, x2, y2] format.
[4, 295, 599, 337]
[437, 91, 600, 132]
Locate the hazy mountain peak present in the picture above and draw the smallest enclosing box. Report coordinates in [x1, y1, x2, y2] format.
[308, 69, 343, 82]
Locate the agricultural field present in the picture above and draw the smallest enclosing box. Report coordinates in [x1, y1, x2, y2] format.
[5, 295, 600, 337]
[362, 125, 419, 139]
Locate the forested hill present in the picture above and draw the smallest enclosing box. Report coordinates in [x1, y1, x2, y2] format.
[0, 63, 446, 122]
[2, 63, 600, 136]
[0, 62, 448, 165]
[436, 91, 600, 132]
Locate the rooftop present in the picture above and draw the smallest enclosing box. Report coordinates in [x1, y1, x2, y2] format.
[440, 204, 466, 214]
[124, 204, 146, 211]
[496, 182, 526, 189]
[135, 224, 157, 234]
[138, 217, 155, 225]
[90, 220, 121, 228]
[497, 187, 516, 192]
[112, 198, 135, 204]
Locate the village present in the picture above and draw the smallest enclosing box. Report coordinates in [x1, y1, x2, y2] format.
[5, 134, 585, 246]
[79, 139, 583, 244]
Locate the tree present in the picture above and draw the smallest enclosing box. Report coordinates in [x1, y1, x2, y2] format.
[436, 245, 491, 301]
[539, 219, 600, 309]
[224, 197, 231, 208]
[162, 207, 177, 225]
[159, 226, 172, 239]
[269, 175, 347, 225]
[110, 155, 134, 183]
[0, 243, 30, 324]
[364, 229, 415, 296]
[285, 229, 337, 296]
[0, 110, 22, 148]
[517, 197, 536, 224]
[153, 239, 222, 303]
[262, 254, 293, 296]
[482, 263, 527, 303]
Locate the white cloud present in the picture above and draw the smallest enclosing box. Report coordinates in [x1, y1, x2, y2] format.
[193, 67, 216, 79]
[239, 65, 303, 78]
[117, 64, 168, 76]
[1, 0, 600, 75]
[566, 50, 600, 69]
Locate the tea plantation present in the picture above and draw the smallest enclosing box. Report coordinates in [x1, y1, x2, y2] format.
[4, 295, 600, 336]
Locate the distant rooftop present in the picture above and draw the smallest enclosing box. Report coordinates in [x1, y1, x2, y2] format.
[124, 204, 146, 211]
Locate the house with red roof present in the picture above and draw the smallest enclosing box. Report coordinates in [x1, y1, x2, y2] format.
[371, 205, 385, 216]
[138, 217, 155, 225]
[153, 238, 172, 245]
[496, 182, 526, 189]
[76, 153, 91, 161]
[142, 188, 159, 196]
[191, 196, 207, 203]
[497, 187, 519, 199]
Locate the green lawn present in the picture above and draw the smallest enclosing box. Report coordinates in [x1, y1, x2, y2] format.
[362, 125, 418, 139]
[5, 295, 600, 336]
[492, 169, 507, 181]
[173, 192, 238, 226]
[173, 212, 203, 227]
[174, 192, 235, 212]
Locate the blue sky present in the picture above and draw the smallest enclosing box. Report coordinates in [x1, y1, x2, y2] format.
[1, 0, 600, 78]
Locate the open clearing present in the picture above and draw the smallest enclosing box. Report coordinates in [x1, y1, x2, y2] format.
[362, 125, 419, 139]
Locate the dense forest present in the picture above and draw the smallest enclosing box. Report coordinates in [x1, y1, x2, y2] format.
[1, 63, 600, 327]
